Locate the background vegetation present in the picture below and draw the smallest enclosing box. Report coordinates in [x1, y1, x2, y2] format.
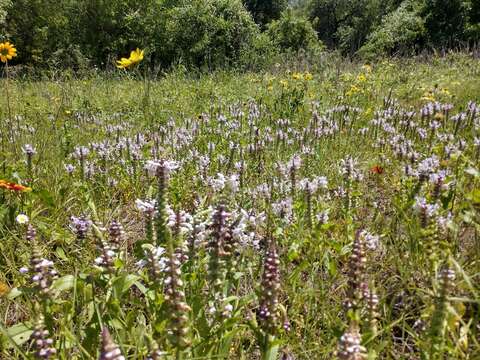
[0, 0, 479, 72]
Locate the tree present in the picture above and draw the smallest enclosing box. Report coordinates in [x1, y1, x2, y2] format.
[358, 1, 425, 58]
[243, 0, 287, 28]
[308, 0, 407, 54]
[423, 0, 467, 47]
[266, 9, 321, 52]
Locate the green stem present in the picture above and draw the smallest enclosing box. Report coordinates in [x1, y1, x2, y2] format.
[262, 335, 279, 360]
[175, 349, 183, 360]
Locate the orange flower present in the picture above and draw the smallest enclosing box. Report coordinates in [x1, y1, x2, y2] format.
[0, 180, 32, 192]
[370, 165, 384, 175]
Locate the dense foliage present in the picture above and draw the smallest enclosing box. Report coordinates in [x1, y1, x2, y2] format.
[242, 0, 288, 28]
[308, 0, 479, 56]
[0, 0, 479, 69]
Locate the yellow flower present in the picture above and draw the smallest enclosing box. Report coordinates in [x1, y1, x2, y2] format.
[346, 84, 360, 96]
[0, 42, 17, 63]
[292, 72, 302, 80]
[421, 91, 435, 102]
[357, 74, 367, 82]
[0, 281, 10, 297]
[116, 48, 144, 69]
[304, 72, 313, 81]
[440, 88, 450, 96]
[280, 80, 289, 88]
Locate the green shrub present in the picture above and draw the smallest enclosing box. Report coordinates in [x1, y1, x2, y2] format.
[266, 10, 322, 53]
[238, 32, 278, 71]
[422, 0, 467, 47]
[0, 0, 10, 29]
[358, 1, 425, 59]
[163, 0, 259, 70]
[242, 0, 287, 28]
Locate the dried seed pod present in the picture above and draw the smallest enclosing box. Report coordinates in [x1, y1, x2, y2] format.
[208, 204, 229, 292]
[361, 283, 379, 335]
[108, 220, 124, 248]
[164, 254, 191, 349]
[345, 230, 367, 311]
[258, 239, 281, 335]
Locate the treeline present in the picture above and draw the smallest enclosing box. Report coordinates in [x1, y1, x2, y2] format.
[303, 0, 479, 57]
[0, 0, 478, 71]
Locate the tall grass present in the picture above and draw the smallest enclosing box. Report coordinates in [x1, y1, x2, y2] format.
[0, 53, 479, 359]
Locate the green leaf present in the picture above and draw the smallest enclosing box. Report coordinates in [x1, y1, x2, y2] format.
[465, 167, 480, 178]
[6, 287, 22, 300]
[52, 275, 75, 292]
[5, 323, 33, 346]
[112, 274, 141, 297]
[55, 246, 69, 261]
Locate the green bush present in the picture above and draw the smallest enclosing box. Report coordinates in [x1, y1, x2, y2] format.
[358, 1, 425, 59]
[465, 0, 480, 44]
[238, 32, 278, 71]
[0, 0, 10, 28]
[163, 0, 259, 70]
[422, 0, 467, 47]
[266, 10, 322, 53]
[3, 0, 260, 71]
[242, 0, 287, 28]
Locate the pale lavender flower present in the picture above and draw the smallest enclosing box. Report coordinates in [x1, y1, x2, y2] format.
[360, 230, 380, 251]
[316, 210, 330, 225]
[272, 198, 293, 220]
[145, 159, 179, 177]
[340, 156, 363, 181]
[22, 144, 36, 156]
[70, 215, 92, 240]
[135, 199, 157, 215]
[414, 196, 439, 218]
[64, 164, 76, 174]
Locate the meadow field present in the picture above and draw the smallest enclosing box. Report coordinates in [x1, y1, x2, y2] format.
[1, 53, 480, 359]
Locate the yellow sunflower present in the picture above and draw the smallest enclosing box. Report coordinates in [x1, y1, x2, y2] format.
[0, 41, 17, 63]
[116, 48, 144, 69]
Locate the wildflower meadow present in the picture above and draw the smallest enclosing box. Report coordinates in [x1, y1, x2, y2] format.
[1, 40, 480, 360]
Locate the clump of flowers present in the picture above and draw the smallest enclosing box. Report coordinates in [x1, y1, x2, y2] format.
[336, 324, 366, 360]
[70, 215, 92, 240]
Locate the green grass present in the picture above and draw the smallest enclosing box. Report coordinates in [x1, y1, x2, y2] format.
[0, 53, 479, 359]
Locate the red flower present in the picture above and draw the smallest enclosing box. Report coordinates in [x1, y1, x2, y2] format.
[0, 180, 32, 192]
[370, 165, 384, 175]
